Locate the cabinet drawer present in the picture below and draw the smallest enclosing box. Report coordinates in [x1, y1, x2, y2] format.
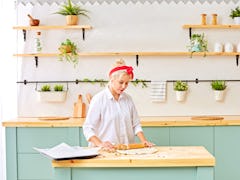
[18, 153, 53, 179]
[17, 127, 79, 153]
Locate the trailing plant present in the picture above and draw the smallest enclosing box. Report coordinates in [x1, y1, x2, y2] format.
[58, 39, 79, 67]
[81, 78, 148, 88]
[187, 33, 208, 57]
[55, 0, 89, 17]
[54, 84, 64, 91]
[229, 6, 240, 19]
[211, 80, 227, 91]
[132, 79, 148, 88]
[40, 84, 51, 91]
[174, 81, 188, 91]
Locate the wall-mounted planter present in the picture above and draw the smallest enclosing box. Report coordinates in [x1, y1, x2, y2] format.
[175, 90, 187, 102]
[37, 91, 67, 102]
[213, 90, 225, 102]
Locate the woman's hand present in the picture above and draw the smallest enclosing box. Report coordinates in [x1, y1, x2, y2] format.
[100, 141, 116, 152]
[142, 140, 155, 147]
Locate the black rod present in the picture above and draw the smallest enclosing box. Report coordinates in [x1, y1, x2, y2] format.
[17, 79, 240, 85]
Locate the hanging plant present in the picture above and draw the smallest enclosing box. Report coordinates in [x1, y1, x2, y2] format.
[187, 33, 208, 57]
[58, 39, 79, 67]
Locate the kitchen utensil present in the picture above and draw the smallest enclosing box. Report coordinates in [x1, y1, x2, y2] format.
[191, 116, 224, 120]
[115, 143, 146, 150]
[27, 14, 40, 26]
[73, 94, 86, 118]
[86, 93, 92, 104]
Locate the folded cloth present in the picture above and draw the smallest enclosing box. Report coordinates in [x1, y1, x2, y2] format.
[150, 81, 167, 102]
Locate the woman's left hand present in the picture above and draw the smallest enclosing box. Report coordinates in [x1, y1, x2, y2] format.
[142, 140, 155, 147]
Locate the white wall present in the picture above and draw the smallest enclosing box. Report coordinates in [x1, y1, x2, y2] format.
[16, 1, 240, 117]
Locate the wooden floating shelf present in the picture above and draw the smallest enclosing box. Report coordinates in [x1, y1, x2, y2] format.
[13, 25, 92, 30]
[183, 24, 240, 29]
[13, 52, 240, 57]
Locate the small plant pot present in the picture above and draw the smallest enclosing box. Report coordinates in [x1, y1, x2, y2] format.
[175, 90, 187, 102]
[37, 91, 67, 102]
[66, 15, 78, 25]
[213, 90, 225, 102]
[59, 45, 72, 53]
[234, 17, 240, 24]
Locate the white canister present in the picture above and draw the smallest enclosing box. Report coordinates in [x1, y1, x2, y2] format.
[214, 42, 223, 52]
[237, 43, 240, 52]
[224, 42, 234, 52]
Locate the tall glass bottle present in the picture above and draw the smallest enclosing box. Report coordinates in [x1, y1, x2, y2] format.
[34, 31, 42, 53]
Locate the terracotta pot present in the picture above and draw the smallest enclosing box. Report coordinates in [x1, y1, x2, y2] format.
[59, 45, 72, 53]
[66, 15, 78, 25]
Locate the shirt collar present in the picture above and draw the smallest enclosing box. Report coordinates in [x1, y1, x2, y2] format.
[105, 86, 125, 100]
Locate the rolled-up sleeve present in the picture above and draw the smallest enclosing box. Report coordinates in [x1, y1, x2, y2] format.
[130, 98, 143, 135]
[83, 97, 101, 141]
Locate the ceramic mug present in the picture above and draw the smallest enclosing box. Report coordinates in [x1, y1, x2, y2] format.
[214, 42, 223, 52]
[224, 42, 234, 52]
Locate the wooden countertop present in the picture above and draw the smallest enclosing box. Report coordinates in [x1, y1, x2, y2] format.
[52, 146, 215, 168]
[2, 115, 240, 127]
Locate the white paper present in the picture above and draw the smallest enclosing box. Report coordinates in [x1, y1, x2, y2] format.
[33, 143, 100, 160]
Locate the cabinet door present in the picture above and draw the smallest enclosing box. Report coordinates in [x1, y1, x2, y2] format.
[170, 127, 214, 154]
[17, 127, 80, 153]
[215, 126, 240, 180]
[140, 127, 170, 146]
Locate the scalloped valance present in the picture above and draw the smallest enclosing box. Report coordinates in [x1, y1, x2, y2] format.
[16, 0, 240, 5]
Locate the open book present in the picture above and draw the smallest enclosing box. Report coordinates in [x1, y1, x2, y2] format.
[33, 143, 100, 160]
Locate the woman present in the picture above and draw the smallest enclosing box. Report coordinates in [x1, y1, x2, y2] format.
[83, 59, 153, 151]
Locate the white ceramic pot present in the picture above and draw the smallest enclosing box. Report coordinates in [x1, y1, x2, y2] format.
[213, 90, 225, 102]
[37, 91, 67, 102]
[237, 43, 240, 52]
[214, 42, 223, 52]
[175, 91, 187, 102]
[234, 17, 240, 24]
[224, 42, 234, 52]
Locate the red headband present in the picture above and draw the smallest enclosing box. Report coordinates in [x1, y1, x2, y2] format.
[109, 66, 134, 79]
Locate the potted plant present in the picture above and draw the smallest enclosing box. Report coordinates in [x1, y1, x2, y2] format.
[211, 80, 227, 101]
[55, 0, 89, 25]
[188, 33, 208, 57]
[37, 84, 67, 102]
[174, 81, 188, 102]
[58, 39, 79, 67]
[230, 6, 240, 24]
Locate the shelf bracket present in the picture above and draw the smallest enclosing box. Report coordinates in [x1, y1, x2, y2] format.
[189, 28, 192, 39]
[34, 56, 38, 67]
[136, 55, 139, 66]
[23, 29, 26, 41]
[82, 28, 85, 40]
[236, 55, 239, 66]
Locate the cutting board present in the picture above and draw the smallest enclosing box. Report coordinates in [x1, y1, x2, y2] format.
[191, 116, 224, 120]
[38, 117, 70, 120]
[73, 94, 86, 118]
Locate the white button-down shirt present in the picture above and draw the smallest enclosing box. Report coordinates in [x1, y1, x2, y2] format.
[83, 87, 143, 146]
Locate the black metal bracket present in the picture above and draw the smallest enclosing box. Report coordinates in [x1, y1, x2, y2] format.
[189, 28, 192, 39]
[82, 28, 85, 40]
[236, 55, 239, 66]
[23, 29, 26, 41]
[34, 56, 38, 67]
[195, 78, 199, 84]
[136, 55, 139, 66]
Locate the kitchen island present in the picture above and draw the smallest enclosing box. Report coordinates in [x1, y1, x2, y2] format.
[52, 146, 215, 180]
[2, 115, 240, 180]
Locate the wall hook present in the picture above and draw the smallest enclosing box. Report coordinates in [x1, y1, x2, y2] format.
[195, 78, 199, 84]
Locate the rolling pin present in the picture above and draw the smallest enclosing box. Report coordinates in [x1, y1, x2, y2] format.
[115, 143, 146, 150]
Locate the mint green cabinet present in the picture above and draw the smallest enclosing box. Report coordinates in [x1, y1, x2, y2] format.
[215, 126, 240, 180]
[170, 127, 214, 154]
[141, 127, 170, 145]
[6, 127, 80, 180]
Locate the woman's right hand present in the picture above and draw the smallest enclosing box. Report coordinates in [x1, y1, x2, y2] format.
[100, 141, 116, 152]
